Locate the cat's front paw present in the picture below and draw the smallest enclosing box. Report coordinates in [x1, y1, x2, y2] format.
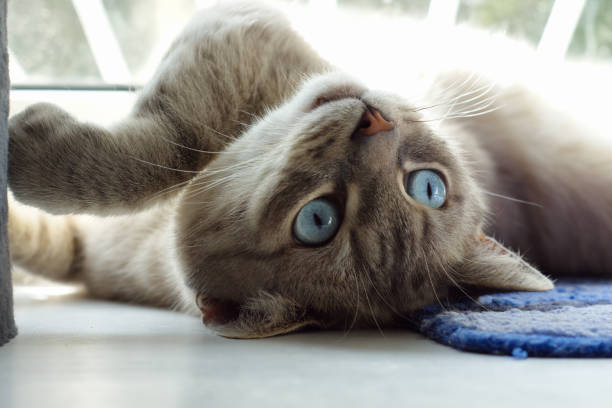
[8, 103, 77, 209]
[9, 102, 73, 142]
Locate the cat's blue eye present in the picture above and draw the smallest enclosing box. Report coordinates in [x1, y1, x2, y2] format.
[293, 198, 340, 246]
[406, 170, 447, 208]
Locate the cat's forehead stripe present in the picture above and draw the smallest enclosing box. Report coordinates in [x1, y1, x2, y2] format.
[259, 170, 323, 227]
[396, 127, 454, 168]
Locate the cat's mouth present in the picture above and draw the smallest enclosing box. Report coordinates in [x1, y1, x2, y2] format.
[195, 293, 320, 339]
[196, 293, 241, 326]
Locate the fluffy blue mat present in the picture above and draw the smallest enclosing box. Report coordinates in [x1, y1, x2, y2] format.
[416, 279, 612, 358]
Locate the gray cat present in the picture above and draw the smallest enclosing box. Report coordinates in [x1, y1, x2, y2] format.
[7, 3, 611, 338]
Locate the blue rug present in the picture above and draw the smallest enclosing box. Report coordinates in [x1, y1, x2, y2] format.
[416, 279, 612, 358]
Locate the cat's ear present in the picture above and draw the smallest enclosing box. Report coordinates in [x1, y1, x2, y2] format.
[196, 292, 319, 338]
[455, 233, 554, 291]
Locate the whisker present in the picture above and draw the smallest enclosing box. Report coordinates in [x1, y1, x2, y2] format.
[449, 94, 500, 117]
[448, 81, 497, 108]
[428, 70, 481, 104]
[444, 103, 506, 119]
[343, 267, 361, 338]
[422, 251, 447, 312]
[436, 92, 461, 128]
[130, 156, 202, 173]
[145, 178, 194, 204]
[239, 109, 261, 120]
[432, 254, 491, 312]
[157, 135, 223, 154]
[362, 261, 413, 323]
[483, 190, 543, 208]
[230, 118, 252, 128]
[414, 77, 495, 113]
[140, 152, 263, 206]
[200, 122, 238, 142]
[187, 156, 261, 179]
[358, 272, 385, 337]
[414, 103, 505, 122]
[185, 161, 261, 198]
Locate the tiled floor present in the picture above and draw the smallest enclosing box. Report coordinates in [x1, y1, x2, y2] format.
[1, 286, 611, 408]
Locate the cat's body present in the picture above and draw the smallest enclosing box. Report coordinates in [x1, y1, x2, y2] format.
[442, 83, 612, 278]
[7, 3, 612, 338]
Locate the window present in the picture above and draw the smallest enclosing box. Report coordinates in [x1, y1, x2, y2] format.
[8, 0, 611, 89]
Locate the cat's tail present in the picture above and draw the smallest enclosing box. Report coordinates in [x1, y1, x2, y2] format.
[8, 194, 81, 282]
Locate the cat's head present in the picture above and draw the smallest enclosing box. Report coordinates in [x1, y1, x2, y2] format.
[176, 72, 553, 338]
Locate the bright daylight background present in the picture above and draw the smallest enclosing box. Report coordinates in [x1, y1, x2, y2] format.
[7, 0, 612, 86]
[5, 0, 612, 111]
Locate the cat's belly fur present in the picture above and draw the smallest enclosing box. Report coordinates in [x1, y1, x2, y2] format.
[74, 203, 198, 314]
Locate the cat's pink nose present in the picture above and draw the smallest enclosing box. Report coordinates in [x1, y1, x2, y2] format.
[356, 107, 394, 136]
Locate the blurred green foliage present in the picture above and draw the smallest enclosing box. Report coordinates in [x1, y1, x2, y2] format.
[337, 0, 430, 16]
[7, 0, 612, 85]
[458, 0, 612, 59]
[569, 0, 612, 59]
[102, 0, 195, 79]
[8, 0, 101, 83]
[457, 0, 555, 45]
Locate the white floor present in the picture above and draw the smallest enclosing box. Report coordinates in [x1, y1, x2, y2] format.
[1, 286, 611, 408]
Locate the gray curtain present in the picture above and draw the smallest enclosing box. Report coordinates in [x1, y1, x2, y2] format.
[0, 0, 17, 345]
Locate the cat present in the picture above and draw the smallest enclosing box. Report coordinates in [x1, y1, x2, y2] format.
[7, 2, 612, 338]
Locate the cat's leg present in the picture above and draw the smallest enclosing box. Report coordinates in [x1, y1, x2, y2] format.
[8, 193, 79, 281]
[8, 4, 328, 215]
[8, 194, 197, 312]
[8, 103, 213, 214]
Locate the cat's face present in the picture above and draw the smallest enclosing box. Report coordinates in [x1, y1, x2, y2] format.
[176, 73, 552, 338]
